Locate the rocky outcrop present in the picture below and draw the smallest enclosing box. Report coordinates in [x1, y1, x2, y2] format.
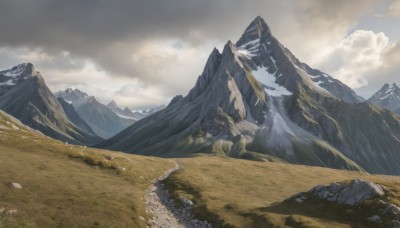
[310, 179, 385, 206]
[296, 179, 400, 227]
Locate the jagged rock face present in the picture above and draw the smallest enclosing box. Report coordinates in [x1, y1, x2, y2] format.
[0, 63, 102, 145]
[55, 88, 89, 108]
[368, 83, 400, 114]
[99, 17, 400, 175]
[57, 97, 97, 136]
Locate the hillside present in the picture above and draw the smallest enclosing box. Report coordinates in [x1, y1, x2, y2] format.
[0, 111, 174, 227]
[1, 110, 400, 227]
[0, 63, 102, 145]
[165, 156, 400, 227]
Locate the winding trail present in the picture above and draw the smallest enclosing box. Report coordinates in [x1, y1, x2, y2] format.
[145, 161, 212, 228]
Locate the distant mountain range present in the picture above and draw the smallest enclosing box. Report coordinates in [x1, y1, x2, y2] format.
[99, 16, 400, 175]
[55, 89, 137, 139]
[368, 83, 400, 114]
[0, 63, 102, 145]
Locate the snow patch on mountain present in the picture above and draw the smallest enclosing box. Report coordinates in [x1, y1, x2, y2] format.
[252, 66, 292, 97]
[237, 39, 260, 59]
[0, 63, 28, 78]
[0, 80, 16, 86]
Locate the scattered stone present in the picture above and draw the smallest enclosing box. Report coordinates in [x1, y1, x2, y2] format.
[103, 155, 114, 160]
[5, 209, 17, 216]
[367, 215, 381, 223]
[145, 162, 212, 228]
[139, 216, 145, 221]
[9, 182, 23, 189]
[393, 220, 400, 228]
[179, 197, 194, 206]
[295, 196, 307, 203]
[385, 203, 400, 216]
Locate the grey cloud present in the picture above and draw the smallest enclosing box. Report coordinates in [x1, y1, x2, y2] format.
[0, 0, 387, 101]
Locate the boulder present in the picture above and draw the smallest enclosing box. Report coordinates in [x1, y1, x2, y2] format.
[9, 182, 22, 189]
[367, 215, 381, 223]
[5, 209, 17, 216]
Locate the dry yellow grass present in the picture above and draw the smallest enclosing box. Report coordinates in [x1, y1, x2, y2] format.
[0, 112, 174, 227]
[165, 156, 400, 227]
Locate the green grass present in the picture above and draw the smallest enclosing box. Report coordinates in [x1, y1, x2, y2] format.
[2, 110, 400, 227]
[164, 156, 400, 228]
[0, 112, 174, 227]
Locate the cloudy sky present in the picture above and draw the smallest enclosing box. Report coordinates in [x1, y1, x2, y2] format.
[0, 0, 399, 108]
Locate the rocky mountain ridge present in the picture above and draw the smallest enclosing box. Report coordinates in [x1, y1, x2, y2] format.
[0, 63, 102, 145]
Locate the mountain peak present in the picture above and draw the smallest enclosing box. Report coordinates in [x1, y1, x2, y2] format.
[237, 16, 271, 47]
[107, 100, 118, 109]
[368, 83, 400, 111]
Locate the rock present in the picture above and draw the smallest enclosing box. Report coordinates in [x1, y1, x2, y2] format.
[9, 182, 22, 189]
[103, 155, 114, 160]
[385, 203, 400, 216]
[295, 196, 307, 203]
[0, 208, 5, 214]
[5, 209, 17, 216]
[180, 197, 194, 206]
[367, 215, 381, 223]
[337, 179, 385, 205]
[311, 179, 385, 206]
[329, 182, 341, 194]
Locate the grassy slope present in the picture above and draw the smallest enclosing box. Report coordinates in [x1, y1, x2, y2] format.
[165, 156, 400, 228]
[0, 112, 174, 228]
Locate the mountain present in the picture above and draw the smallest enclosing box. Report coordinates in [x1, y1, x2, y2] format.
[57, 97, 98, 136]
[368, 83, 400, 114]
[55, 89, 136, 139]
[106, 100, 138, 120]
[138, 105, 167, 116]
[98, 16, 400, 175]
[107, 100, 166, 120]
[0, 63, 102, 145]
[55, 88, 89, 107]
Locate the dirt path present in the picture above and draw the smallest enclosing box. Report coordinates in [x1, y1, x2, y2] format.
[145, 161, 212, 228]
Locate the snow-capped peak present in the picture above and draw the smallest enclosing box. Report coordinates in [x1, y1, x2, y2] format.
[0, 62, 36, 86]
[54, 88, 89, 107]
[242, 16, 271, 39]
[369, 83, 400, 102]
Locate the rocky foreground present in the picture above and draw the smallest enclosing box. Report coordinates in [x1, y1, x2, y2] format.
[292, 179, 400, 227]
[145, 162, 212, 228]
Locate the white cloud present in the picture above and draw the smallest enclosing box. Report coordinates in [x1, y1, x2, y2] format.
[317, 30, 390, 88]
[0, 39, 222, 108]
